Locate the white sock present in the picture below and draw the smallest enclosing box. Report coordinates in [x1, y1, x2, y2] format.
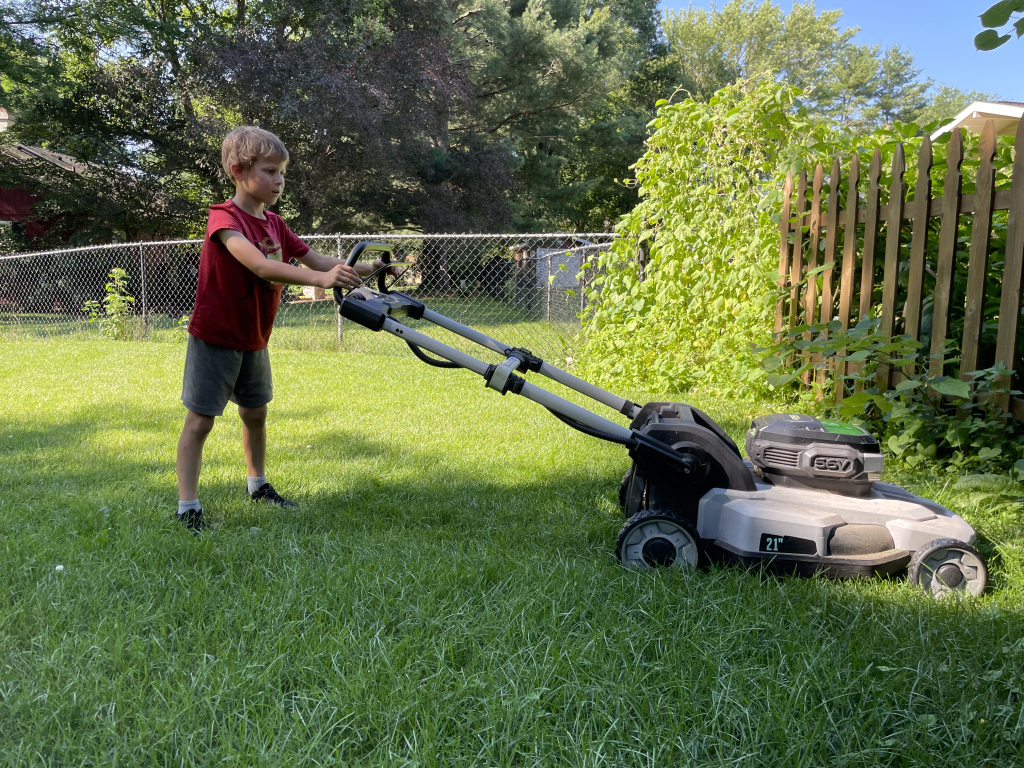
[247, 475, 267, 494]
[178, 499, 201, 516]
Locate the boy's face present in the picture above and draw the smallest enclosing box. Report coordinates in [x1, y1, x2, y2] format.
[232, 156, 287, 206]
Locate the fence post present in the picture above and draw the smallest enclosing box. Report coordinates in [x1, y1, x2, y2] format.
[138, 241, 148, 336]
[342, 234, 350, 346]
[775, 173, 794, 336]
[789, 171, 807, 330]
[546, 252, 551, 323]
[816, 158, 842, 392]
[904, 135, 934, 364]
[859, 150, 883, 322]
[834, 155, 860, 402]
[803, 166, 823, 386]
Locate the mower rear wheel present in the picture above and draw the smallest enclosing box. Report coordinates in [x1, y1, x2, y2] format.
[617, 509, 699, 570]
[908, 538, 987, 598]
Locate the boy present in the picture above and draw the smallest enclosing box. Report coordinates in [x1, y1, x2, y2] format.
[175, 126, 387, 533]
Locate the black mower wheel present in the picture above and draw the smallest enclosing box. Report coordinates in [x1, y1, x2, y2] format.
[617, 509, 699, 570]
[618, 468, 633, 509]
[908, 538, 987, 598]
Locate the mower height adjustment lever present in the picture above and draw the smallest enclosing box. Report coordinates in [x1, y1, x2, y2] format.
[627, 433, 710, 483]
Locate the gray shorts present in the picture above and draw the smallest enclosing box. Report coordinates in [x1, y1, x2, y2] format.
[181, 334, 273, 416]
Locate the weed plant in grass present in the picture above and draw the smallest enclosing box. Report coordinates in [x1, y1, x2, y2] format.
[1, 341, 1023, 766]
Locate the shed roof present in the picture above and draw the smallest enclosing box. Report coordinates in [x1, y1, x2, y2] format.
[930, 101, 1024, 140]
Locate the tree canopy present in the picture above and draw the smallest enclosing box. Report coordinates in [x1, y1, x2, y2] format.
[0, 0, 996, 246]
[660, 1, 995, 134]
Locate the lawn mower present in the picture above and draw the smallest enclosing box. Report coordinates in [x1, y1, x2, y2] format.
[336, 242, 987, 598]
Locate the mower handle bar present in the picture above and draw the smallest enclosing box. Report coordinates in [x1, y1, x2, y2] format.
[379, 316, 633, 441]
[340, 241, 640, 422]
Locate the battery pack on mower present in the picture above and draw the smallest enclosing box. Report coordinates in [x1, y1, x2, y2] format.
[745, 414, 883, 497]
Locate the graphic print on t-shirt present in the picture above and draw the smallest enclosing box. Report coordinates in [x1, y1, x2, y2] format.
[256, 236, 284, 263]
[254, 236, 284, 286]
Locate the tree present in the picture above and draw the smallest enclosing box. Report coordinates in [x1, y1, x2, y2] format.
[910, 84, 996, 131]
[450, 0, 661, 231]
[661, 1, 943, 132]
[865, 45, 932, 128]
[812, 43, 879, 130]
[2, 0, 673, 240]
[662, 0, 855, 107]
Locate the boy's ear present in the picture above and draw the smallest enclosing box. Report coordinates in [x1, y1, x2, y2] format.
[229, 163, 248, 182]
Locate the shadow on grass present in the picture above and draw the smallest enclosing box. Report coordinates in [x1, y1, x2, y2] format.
[2, 398, 1018, 603]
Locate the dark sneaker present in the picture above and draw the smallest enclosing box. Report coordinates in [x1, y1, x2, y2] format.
[250, 483, 297, 508]
[175, 507, 207, 535]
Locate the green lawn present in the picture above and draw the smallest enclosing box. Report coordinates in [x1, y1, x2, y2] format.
[1, 340, 1023, 766]
[0, 292, 584, 365]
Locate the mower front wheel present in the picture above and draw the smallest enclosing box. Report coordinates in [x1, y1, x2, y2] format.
[908, 538, 987, 598]
[617, 509, 700, 570]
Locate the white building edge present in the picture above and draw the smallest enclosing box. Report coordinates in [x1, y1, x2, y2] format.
[929, 100, 1024, 140]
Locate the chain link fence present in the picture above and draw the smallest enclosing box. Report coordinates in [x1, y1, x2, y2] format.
[0, 233, 618, 365]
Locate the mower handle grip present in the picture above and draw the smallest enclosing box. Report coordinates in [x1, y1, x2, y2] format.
[344, 241, 394, 293]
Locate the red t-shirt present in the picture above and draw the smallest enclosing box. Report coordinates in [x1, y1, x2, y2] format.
[189, 201, 310, 350]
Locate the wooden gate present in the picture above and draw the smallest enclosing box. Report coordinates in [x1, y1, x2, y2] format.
[775, 119, 1024, 417]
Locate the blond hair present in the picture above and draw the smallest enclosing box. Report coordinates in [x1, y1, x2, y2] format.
[221, 126, 289, 178]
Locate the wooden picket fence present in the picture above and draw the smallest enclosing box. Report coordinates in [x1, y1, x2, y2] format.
[775, 118, 1024, 418]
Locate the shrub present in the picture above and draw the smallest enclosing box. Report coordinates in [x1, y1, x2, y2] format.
[760, 318, 1024, 475]
[579, 79, 849, 394]
[579, 76, 1017, 397]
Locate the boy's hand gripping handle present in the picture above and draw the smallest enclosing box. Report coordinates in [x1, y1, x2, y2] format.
[344, 242, 393, 293]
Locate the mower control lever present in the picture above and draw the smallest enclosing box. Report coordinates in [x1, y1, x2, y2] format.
[343, 241, 395, 293]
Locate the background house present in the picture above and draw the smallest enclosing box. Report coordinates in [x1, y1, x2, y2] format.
[0, 108, 87, 241]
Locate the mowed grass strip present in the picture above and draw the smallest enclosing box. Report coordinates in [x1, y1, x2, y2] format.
[1, 340, 1023, 767]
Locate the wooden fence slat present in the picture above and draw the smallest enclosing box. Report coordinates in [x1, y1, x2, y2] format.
[790, 170, 808, 329]
[835, 155, 860, 402]
[961, 121, 998, 382]
[929, 129, 965, 379]
[993, 119, 1024, 411]
[904, 135, 933, 365]
[878, 144, 906, 389]
[817, 158, 842, 390]
[775, 173, 794, 336]
[804, 166, 824, 385]
[859, 150, 883, 321]
[806, 165, 824, 327]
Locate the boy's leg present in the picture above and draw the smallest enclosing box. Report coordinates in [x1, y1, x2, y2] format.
[177, 410, 216, 501]
[238, 405, 267, 479]
[177, 334, 242, 532]
[233, 350, 294, 507]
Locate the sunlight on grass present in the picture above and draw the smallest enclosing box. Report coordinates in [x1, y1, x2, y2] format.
[1, 340, 1023, 765]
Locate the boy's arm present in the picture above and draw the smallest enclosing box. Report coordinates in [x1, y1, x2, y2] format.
[296, 247, 395, 278]
[218, 230, 362, 290]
